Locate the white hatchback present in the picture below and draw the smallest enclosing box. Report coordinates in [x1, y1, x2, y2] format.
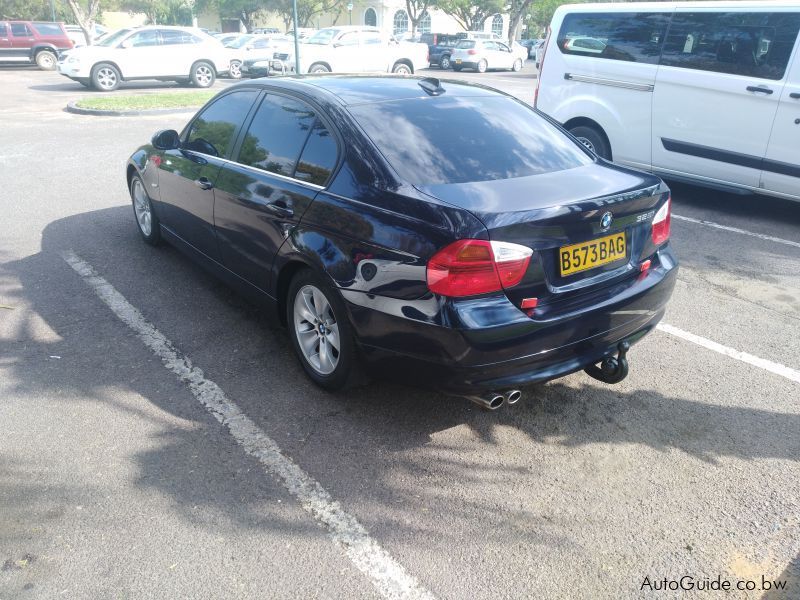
[451, 39, 525, 73]
[58, 26, 232, 91]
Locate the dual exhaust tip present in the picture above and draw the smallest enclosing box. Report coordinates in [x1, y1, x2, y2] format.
[467, 389, 522, 410]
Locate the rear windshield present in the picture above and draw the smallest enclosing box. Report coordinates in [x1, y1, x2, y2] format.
[455, 40, 475, 49]
[32, 22, 63, 36]
[348, 96, 592, 185]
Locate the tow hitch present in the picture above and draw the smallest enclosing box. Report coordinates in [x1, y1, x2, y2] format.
[584, 341, 630, 384]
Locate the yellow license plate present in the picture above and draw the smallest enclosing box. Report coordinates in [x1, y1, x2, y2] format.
[455, 59, 462, 64]
[559, 232, 626, 276]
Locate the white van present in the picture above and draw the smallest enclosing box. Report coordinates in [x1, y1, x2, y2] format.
[536, 1, 800, 201]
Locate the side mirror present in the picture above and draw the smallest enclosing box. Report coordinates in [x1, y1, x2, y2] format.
[120, 39, 132, 49]
[152, 129, 180, 150]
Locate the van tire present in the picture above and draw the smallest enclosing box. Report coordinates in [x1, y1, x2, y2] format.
[35, 50, 57, 70]
[440, 55, 451, 69]
[570, 125, 611, 160]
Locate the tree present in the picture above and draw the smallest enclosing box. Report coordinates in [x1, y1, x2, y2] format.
[272, 0, 345, 30]
[435, 0, 504, 32]
[405, 0, 431, 36]
[506, 0, 533, 44]
[64, 0, 102, 45]
[195, 0, 267, 31]
[112, 0, 193, 25]
[0, 0, 71, 21]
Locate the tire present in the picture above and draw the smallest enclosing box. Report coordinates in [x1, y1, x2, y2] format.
[228, 60, 242, 79]
[569, 125, 611, 160]
[287, 269, 358, 391]
[130, 173, 161, 246]
[91, 63, 121, 92]
[35, 50, 57, 70]
[191, 61, 216, 88]
[512, 58, 523, 72]
[439, 55, 451, 70]
[309, 63, 330, 74]
[392, 62, 412, 75]
[476, 59, 487, 73]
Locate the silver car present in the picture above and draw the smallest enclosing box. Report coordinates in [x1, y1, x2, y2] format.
[451, 39, 524, 73]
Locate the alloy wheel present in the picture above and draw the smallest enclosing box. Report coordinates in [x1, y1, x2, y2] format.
[293, 284, 340, 375]
[96, 67, 117, 90]
[132, 178, 152, 236]
[195, 65, 213, 87]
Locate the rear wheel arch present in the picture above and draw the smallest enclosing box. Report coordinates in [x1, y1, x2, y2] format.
[563, 117, 612, 160]
[391, 59, 413, 74]
[276, 260, 315, 326]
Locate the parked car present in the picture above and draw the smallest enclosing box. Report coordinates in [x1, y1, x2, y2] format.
[64, 23, 109, 47]
[252, 27, 280, 35]
[57, 26, 231, 91]
[296, 26, 428, 74]
[519, 38, 541, 58]
[235, 34, 294, 77]
[287, 28, 316, 40]
[125, 76, 677, 405]
[214, 32, 241, 46]
[420, 32, 463, 69]
[536, 1, 800, 202]
[0, 20, 73, 70]
[534, 39, 545, 68]
[451, 39, 525, 73]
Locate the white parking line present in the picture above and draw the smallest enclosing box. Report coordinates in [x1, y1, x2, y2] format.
[657, 323, 800, 384]
[62, 250, 435, 600]
[672, 214, 800, 250]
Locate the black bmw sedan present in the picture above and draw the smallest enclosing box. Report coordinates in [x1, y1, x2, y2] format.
[126, 75, 677, 408]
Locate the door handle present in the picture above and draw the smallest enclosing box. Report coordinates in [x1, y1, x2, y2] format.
[265, 201, 293, 218]
[746, 86, 773, 95]
[790, 92, 800, 99]
[194, 177, 213, 190]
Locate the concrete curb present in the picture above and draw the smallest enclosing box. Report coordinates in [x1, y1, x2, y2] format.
[66, 101, 195, 116]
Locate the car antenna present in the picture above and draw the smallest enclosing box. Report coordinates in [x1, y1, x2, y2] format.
[418, 77, 445, 96]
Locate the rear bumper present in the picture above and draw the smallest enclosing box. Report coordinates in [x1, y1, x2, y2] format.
[343, 247, 678, 394]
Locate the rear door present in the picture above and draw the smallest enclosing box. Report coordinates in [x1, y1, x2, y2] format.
[157, 89, 260, 260]
[652, 9, 791, 189]
[213, 93, 339, 291]
[158, 29, 203, 75]
[760, 18, 800, 199]
[360, 30, 389, 71]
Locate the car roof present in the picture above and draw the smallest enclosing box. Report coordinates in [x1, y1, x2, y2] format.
[230, 75, 504, 106]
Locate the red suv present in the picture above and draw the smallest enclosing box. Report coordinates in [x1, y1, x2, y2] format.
[0, 21, 73, 70]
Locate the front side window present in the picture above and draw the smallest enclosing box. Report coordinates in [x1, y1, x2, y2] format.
[184, 90, 259, 157]
[10, 23, 32, 37]
[0, 23, 8, 37]
[558, 12, 670, 64]
[661, 12, 800, 80]
[237, 94, 317, 177]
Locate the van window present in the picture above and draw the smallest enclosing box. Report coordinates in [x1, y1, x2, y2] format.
[10, 23, 33, 37]
[660, 12, 800, 80]
[32, 23, 63, 36]
[557, 12, 670, 64]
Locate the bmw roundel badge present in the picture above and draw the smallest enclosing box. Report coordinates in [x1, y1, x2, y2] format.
[601, 211, 613, 230]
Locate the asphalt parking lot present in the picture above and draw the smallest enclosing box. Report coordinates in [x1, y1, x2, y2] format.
[1, 64, 799, 599]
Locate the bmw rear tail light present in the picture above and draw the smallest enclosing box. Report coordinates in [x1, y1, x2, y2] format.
[427, 239, 533, 297]
[651, 196, 671, 246]
[468, 49, 477, 55]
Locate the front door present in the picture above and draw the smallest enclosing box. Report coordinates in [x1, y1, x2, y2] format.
[156, 89, 260, 260]
[761, 20, 800, 199]
[8, 22, 34, 60]
[214, 93, 339, 291]
[652, 9, 792, 189]
[118, 29, 163, 77]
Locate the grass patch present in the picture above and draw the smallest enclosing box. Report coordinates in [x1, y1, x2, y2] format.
[75, 91, 216, 111]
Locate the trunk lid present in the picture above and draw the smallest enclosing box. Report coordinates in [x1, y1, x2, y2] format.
[416, 162, 668, 314]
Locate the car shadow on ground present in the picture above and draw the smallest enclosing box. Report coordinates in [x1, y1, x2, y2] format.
[2, 206, 799, 547]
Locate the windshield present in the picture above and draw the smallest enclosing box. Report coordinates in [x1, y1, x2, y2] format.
[227, 34, 254, 48]
[349, 96, 592, 185]
[97, 28, 132, 47]
[304, 29, 338, 45]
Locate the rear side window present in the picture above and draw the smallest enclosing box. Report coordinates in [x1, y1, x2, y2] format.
[10, 23, 33, 37]
[295, 120, 338, 186]
[558, 12, 670, 64]
[456, 40, 475, 49]
[660, 12, 800, 80]
[349, 96, 593, 185]
[160, 30, 201, 45]
[184, 90, 259, 157]
[32, 23, 63, 36]
[237, 94, 317, 177]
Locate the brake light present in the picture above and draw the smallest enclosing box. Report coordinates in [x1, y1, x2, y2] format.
[467, 49, 477, 55]
[651, 196, 671, 246]
[427, 239, 533, 297]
